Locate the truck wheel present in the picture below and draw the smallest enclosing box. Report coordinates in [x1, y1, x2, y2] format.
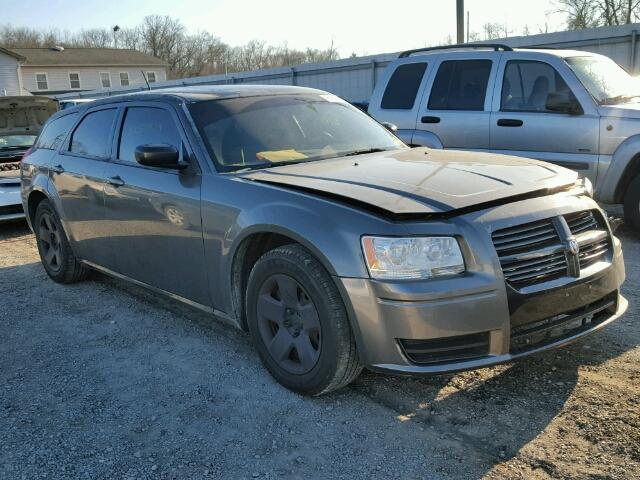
[623, 174, 640, 232]
[34, 200, 89, 283]
[246, 244, 362, 396]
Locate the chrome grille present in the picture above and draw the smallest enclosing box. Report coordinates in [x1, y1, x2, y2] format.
[492, 210, 611, 288]
[492, 218, 558, 256]
[565, 210, 598, 234]
[579, 237, 610, 269]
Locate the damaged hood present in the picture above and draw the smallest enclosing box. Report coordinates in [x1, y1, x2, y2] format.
[0, 96, 58, 136]
[240, 148, 579, 217]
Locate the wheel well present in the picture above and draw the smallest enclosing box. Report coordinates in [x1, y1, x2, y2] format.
[27, 191, 48, 225]
[615, 153, 640, 203]
[231, 232, 299, 331]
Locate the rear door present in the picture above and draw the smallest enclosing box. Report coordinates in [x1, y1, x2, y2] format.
[49, 107, 116, 264]
[102, 103, 209, 305]
[489, 53, 600, 182]
[416, 54, 500, 150]
[368, 59, 430, 145]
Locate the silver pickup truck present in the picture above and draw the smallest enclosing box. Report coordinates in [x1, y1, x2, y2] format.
[368, 44, 640, 231]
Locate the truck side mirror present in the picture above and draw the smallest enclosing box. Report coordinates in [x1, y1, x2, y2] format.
[546, 93, 583, 115]
[381, 122, 398, 134]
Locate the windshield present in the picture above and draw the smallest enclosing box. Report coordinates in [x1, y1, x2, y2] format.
[188, 94, 406, 172]
[566, 55, 640, 104]
[0, 135, 37, 150]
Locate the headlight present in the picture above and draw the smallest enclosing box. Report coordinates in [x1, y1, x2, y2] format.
[361, 236, 465, 280]
[576, 177, 593, 197]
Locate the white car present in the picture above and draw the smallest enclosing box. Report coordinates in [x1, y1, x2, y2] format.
[1, 96, 57, 222]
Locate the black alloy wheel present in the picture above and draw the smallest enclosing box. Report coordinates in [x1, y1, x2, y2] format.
[256, 274, 322, 375]
[246, 244, 362, 395]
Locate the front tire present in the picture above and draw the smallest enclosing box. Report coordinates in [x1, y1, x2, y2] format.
[246, 244, 362, 396]
[34, 200, 89, 283]
[624, 174, 640, 232]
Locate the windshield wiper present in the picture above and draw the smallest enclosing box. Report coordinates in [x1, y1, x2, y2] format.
[232, 159, 312, 173]
[343, 147, 388, 157]
[599, 94, 640, 105]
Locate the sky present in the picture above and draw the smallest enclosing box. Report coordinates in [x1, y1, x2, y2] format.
[3, 0, 564, 56]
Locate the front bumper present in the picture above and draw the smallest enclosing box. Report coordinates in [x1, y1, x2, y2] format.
[0, 181, 25, 222]
[337, 202, 627, 374]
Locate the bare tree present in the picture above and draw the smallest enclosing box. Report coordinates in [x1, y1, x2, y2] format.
[0, 16, 342, 79]
[482, 22, 503, 40]
[74, 29, 113, 48]
[557, 0, 640, 28]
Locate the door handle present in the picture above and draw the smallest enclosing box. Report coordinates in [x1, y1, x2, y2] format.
[106, 176, 125, 187]
[421, 116, 441, 124]
[50, 164, 64, 174]
[497, 118, 524, 127]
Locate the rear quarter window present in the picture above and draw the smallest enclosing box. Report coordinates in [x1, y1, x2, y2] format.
[69, 109, 117, 158]
[381, 63, 428, 109]
[35, 113, 78, 150]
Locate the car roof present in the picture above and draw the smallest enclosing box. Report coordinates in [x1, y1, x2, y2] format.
[45, 85, 332, 123]
[396, 47, 600, 61]
[73, 85, 327, 108]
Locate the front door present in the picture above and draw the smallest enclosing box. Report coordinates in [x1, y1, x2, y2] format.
[416, 55, 499, 150]
[49, 107, 117, 265]
[490, 56, 600, 182]
[102, 104, 209, 306]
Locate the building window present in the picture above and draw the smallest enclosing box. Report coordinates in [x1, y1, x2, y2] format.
[146, 71, 157, 83]
[100, 72, 111, 88]
[35, 73, 48, 90]
[69, 72, 81, 89]
[119, 72, 130, 87]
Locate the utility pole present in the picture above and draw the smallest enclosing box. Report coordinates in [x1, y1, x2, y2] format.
[457, 0, 464, 43]
[112, 25, 120, 48]
[466, 10, 470, 43]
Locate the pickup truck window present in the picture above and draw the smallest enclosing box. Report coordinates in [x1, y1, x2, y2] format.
[566, 55, 640, 105]
[118, 107, 182, 164]
[381, 63, 427, 109]
[501, 60, 574, 112]
[428, 60, 492, 111]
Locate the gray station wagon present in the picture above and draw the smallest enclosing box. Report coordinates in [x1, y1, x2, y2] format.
[21, 85, 627, 395]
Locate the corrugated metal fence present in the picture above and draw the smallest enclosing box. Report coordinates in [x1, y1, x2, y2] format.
[55, 23, 640, 103]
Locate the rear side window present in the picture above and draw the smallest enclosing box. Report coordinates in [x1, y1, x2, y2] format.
[117, 107, 182, 165]
[69, 109, 116, 158]
[381, 63, 427, 109]
[428, 60, 492, 111]
[36, 113, 77, 150]
[501, 60, 575, 112]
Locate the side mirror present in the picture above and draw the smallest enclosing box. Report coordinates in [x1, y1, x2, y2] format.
[381, 122, 398, 134]
[545, 93, 583, 115]
[135, 144, 186, 169]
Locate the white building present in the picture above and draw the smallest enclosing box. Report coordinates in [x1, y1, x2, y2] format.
[0, 46, 167, 96]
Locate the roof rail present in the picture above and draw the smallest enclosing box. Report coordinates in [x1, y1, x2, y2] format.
[398, 43, 513, 58]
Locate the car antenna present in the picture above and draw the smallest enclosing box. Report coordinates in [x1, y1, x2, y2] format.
[141, 70, 151, 90]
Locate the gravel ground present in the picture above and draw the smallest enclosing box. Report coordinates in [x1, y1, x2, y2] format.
[0, 219, 638, 480]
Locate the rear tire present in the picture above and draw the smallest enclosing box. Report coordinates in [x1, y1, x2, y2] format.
[246, 244, 362, 396]
[623, 174, 640, 232]
[34, 200, 89, 284]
